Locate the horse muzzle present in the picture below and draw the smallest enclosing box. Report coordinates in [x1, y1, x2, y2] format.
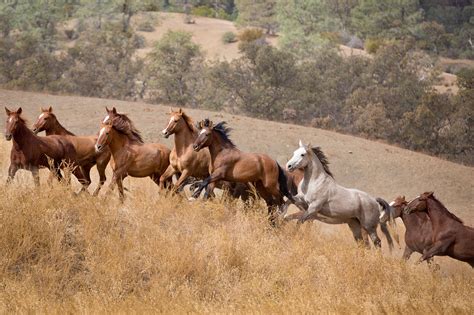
[95, 144, 103, 153]
[32, 128, 39, 134]
[193, 144, 201, 152]
[5, 134, 12, 141]
[162, 130, 170, 139]
[287, 164, 295, 172]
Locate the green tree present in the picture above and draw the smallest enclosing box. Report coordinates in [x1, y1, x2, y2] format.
[351, 0, 422, 39]
[146, 30, 204, 106]
[236, 0, 278, 34]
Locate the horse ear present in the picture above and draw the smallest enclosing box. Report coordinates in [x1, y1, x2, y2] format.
[48, 106, 52, 113]
[306, 142, 311, 149]
[402, 195, 406, 201]
[5, 107, 11, 115]
[178, 108, 183, 114]
[112, 107, 117, 114]
[105, 106, 110, 113]
[16, 107, 22, 114]
[169, 107, 174, 113]
[427, 191, 434, 197]
[40, 106, 45, 112]
[298, 139, 303, 147]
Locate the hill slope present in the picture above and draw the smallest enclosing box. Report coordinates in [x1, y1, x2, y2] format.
[1, 89, 472, 224]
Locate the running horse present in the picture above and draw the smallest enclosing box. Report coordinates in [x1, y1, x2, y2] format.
[286, 141, 395, 249]
[160, 108, 250, 199]
[390, 196, 434, 262]
[32, 106, 111, 195]
[95, 113, 170, 200]
[191, 119, 293, 220]
[405, 192, 474, 267]
[4, 107, 86, 187]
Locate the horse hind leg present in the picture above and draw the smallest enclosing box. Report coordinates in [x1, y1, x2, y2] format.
[365, 226, 382, 249]
[380, 222, 394, 252]
[347, 219, 370, 249]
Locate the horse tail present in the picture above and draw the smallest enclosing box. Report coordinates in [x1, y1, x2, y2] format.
[376, 197, 399, 246]
[277, 162, 294, 203]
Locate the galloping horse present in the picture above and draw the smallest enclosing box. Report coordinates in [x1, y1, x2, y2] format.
[405, 192, 474, 267]
[390, 196, 434, 262]
[286, 141, 395, 249]
[4, 107, 86, 187]
[32, 106, 111, 195]
[160, 108, 250, 199]
[191, 119, 293, 218]
[95, 113, 170, 200]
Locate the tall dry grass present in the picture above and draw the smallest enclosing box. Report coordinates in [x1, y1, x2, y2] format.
[0, 140, 473, 314]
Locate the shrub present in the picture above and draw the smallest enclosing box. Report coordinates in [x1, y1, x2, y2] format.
[137, 20, 155, 32]
[364, 38, 385, 54]
[222, 31, 237, 44]
[192, 6, 214, 18]
[238, 28, 264, 43]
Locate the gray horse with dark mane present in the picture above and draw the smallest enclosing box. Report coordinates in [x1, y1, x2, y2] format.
[285, 140, 396, 249]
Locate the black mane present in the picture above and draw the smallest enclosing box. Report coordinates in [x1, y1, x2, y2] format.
[111, 113, 144, 144]
[311, 147, 334, 178]
[213, 121, 235, 148]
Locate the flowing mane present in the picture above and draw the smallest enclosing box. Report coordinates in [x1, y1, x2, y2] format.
[428, 195, 463, 224]
[311, 147, 334, 178]
[181, 112, 196, 133]
[111, 113, 144, 144]
[212, 121, 235, 148]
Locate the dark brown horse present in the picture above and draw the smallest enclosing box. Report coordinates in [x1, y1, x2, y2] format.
[192, 119, 293, 219]
[95, 113, 170, 200]
[390, 196, 434, 262]
[4, 107, 85, 186]
[32, 106, 111, 195]
[405, 192, 474, 267]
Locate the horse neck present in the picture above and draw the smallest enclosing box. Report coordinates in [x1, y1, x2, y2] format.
[207, 132, 233, 164]
[12, 122, 37, 148]
[426, 198, 458, 227]
[174, 124, 195, 154]
[47, 118, 74, 136]
[308, 156, 328, 181]
[107, 131, 128, 155]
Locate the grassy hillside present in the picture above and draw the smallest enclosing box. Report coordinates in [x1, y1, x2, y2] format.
[0, 90, 473, 313]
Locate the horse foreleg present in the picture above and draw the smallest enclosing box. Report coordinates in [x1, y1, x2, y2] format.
[419, 238, 454, 263]
[402, 246, 414, 260]
[159, 165, 177, 191]
[192, 170, 224, 199]
[74, 165, 91, 194]
[113, 173, 127, 202]
[31, 166, 40, 187]
[173, 169, 191, 193]
[298, 201, 323, 224]
[93, 161, 108, 196]
[6, 163, 19, 184]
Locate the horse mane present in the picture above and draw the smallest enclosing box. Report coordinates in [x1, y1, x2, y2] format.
[213, 121, 235, 148]
[311, 147, 334, 178]
[111, 113, 144, 144]
[181, 112, 196, 133]
[428, 195, 463, 224]
[47, 112, 75, 136]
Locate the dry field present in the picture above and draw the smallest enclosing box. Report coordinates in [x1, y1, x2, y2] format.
[0, 89, 473, 313]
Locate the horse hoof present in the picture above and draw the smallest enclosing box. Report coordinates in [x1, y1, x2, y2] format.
[188, 197, 197, 202]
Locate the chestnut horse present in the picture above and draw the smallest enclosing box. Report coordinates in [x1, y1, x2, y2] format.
[160, 108, 250, 199]
[405, 192, 474, 267]
[4, 107, 85, 186]
[95, 114, 170, 200]
[390, 196, 434, 262]
[191, 119, 293, 219]
[32, 106, 111, 195]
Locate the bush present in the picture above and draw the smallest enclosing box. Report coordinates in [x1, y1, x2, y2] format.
[222, 31, 237, 44]
[238, 28, 264, 43]
[192, 6, 214, 17]
[137, 20, 155, 32]
[364, 38, 385, 54]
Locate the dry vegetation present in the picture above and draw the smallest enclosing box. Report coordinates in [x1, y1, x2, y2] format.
[0, 90, 473, 313]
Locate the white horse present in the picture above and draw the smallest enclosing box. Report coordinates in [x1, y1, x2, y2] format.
[285, 140, 396, 249]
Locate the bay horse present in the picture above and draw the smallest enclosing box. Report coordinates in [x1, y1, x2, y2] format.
[4, 107, 86, 187]
[95, 113, 170, 200]
[160, 108, 250, 199]
[32, 106, 111, 195]
[405, 192, 474, 267]
[390, 196, 434, 262]
[286, 140, 395, 249]
[191, 119, 293, 220]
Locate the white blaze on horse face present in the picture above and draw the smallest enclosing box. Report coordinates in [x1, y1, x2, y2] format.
[162, 116, 174, 134]
[39, 113, 45, 120]
[103, 115, 110, 123]
[199, 129, 206, 135]
[8, 117, 13, 123]
[98, 126, 106, 141]
[287, 146, 307, 170]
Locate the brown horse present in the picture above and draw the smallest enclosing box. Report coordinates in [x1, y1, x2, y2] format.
[191, 119, 293, 218]
[4, 107, 85, 186]
[390, 196, 434, 262]
[405, 192, 474, 267]
[32, 106, 111, 195]
[95, 114, 170, 200]
[160, 108, 251, 199]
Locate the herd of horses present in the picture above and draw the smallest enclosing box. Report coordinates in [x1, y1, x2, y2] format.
[3, 106, 474, 268]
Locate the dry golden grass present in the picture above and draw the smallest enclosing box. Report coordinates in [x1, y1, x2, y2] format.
[1, 99, 474, 313]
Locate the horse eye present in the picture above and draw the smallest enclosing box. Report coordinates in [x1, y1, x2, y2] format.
[301, 153, 305, 157]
